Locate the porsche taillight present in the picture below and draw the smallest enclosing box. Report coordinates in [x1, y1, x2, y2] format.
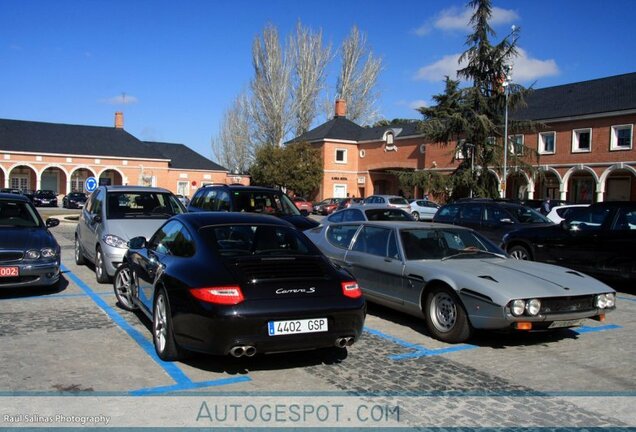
[341, 281, 362, 299]
[189, 286, 245, 305]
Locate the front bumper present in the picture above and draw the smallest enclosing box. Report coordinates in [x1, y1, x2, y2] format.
[172, 296, 366, 355]
[0, 261, 60, 288]
[101, 244, 127, 277]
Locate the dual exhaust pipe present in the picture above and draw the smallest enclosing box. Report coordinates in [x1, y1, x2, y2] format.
[335, 336, 355, 348]
[229, 345, 256, 358]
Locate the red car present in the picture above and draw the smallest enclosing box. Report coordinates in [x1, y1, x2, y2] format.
[292, 196, 313, 214]
[319, 198, 344, 215]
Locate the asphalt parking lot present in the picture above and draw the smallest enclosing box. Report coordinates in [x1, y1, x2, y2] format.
[1, 213, 635, 428]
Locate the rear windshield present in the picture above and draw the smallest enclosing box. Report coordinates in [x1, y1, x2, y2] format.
[0, 200, 41, 228]
[365, 208, 413, 221]
[389, 197, 409, 205]
[201, 224, 316, 257]
[233, 191, 301, 216]
[504, 205, 550, 224]
[106, 192, 185, 219]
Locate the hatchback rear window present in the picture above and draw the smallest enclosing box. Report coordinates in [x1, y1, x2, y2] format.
[203, 224, 315, 257]
[389, 197, 409, 205]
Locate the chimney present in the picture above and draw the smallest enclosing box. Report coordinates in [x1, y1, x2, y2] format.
[334, 99, 347, 118]
[114, 112, 124, 129]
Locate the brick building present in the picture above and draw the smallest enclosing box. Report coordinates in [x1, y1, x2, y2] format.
[0, 113, 249, 198]
[291, 73, 636, 203]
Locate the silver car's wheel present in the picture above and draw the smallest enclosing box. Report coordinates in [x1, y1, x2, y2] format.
[508, 245, 531, 260]
[113, 264, 138, 311]
[95, 247, 110, 284]
[74, 236, 85, 265]
[411, 211, 420, 221]
[424, 286, 472, 343]
[429, 292, 457, 332]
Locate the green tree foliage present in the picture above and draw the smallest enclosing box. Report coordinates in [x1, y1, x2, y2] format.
[250, 142, 323, 197]
[411, 0, 539, 200]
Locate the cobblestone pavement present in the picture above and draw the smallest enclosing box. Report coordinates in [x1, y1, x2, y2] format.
[0, 220, 634, 428]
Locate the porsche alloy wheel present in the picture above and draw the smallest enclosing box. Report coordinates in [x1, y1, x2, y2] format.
[152, 288, 186, 361]
[425, 286, 472, 343]
[113, 263, 138, 311]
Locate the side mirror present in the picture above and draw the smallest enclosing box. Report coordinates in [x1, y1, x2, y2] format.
[92, 215, 102, 223]
[46, 218, 60, 228]
[300, 209, 309, 217]
[500, 218, 513, 224]
[128, 236, 147, 249]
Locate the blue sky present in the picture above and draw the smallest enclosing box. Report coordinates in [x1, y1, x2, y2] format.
[1, 0, 635, 163]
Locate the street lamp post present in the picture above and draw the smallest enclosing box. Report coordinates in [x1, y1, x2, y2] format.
[465, 142, 475, 198]
[501, 64, 512, 198]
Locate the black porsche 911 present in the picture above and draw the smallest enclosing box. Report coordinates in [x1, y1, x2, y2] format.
[113, 212, 366, 361]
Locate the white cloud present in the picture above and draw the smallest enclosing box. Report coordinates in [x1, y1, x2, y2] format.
[414, 53, 464, 81]
[510, 48, 559, 82]
[409, 99, 427, 110]
[414, 49, 559, 83]
[414, 6, 519, 35]
[100, 94, 139, 105]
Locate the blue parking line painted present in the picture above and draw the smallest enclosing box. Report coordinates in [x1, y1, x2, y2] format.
[573, 324, 622, 334]
[61, 264, 192, 385]
[617, 296, 636, 303]
[0, 291, 113, 301]
[130, 376, 252, 396]
[364, 326, 478, 361]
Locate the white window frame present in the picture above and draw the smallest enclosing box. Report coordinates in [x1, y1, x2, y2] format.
[455, 139, 465, 160]
[509, 134, 524, 155]
[333, 183, 347, 198]
[335, 148, 347, 164]
[538, 131, 556, 154]
[572, 128, 592, 153]
[11, 175, 29, 190]
[610, 124, 633, 151]
[177, 181, 190, 197]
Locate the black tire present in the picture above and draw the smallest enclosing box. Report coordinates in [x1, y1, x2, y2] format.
[95, 247, 110, 284]
[424, 286, 472, 343]
[508, 244, 531, 260]
[411, 211, 420, 221]
[153, 287, 184, 361]
[74, 236, 85, 265]
[113, 263, 138, 311]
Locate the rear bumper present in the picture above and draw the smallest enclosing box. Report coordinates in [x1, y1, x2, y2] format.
[172, 297, 366, 355]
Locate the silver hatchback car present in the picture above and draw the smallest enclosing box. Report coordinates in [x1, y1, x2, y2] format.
[75, 185, 186, 283]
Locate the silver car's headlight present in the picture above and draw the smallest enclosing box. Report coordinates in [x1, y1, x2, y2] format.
[596, 293, 615, 309]
[103, 234, 128, 249]
[526, 299, 541, 316]
[510, 299, 525, 316]
[25, 249, 41, 259]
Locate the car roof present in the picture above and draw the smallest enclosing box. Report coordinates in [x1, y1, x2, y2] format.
[174, 211, 294, 230]
[197, 184, 280, 192]
[589, 201, 636, 208]
[103, 185, 171, 193]
[335, 220, 470, 231]
[0, 192, 30, 202]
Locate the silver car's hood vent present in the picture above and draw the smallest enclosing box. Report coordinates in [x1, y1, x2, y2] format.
[478, 275, 498, 283]
[565, 270, 585, 278]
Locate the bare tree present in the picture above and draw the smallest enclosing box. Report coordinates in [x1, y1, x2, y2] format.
[289, 21, 332, 137]
[250, 25, 292, 147]
[211, 92, 254, 173]
[334, 25, 382, 124]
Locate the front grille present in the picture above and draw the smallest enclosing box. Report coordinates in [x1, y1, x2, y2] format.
[540, 295, 595, 314]
[0, 251, 23, 263]
[233, 257, 330, 281]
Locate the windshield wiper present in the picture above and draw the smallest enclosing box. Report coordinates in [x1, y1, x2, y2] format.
[441, 248, 506, 261]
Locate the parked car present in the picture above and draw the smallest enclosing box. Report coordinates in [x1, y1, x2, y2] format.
[502, 201, 636, 282]
[336, 197, 364, 211]
[113, 212, 366, 360]
[321, 205, 413, 226]
[363, 195, 411, 212]
[305, 220, 616, 343]
[0, 188, 22, 195]
[546, 204, 590, 224]
[409, 199, 440, 221]
[75, 185, 186, 283]
[33, 190, 58, 207]
[312, 198, 344, 216]
[0, 193, 61, 289]
[176, 194, 190, 207]
[291, 196, 313, 214]
[62, 192, 88, 209]
[433, 199, 552, 245]
[188, 184, 318, 230]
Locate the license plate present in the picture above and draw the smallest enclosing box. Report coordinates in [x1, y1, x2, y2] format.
[548, 319, 584, 329]
[0, 266, 19, 277]
[268, 318, 328, 336]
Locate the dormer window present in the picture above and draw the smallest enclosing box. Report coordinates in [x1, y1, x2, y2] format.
[386, 132, 394, 145]
[384, 131, 397, 152]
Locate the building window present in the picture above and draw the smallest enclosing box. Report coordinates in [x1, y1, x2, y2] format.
[611, 124, 633, 150]
[539, 132, 556, 154]
[177, 181, 190, 197]
[335, 148, 347, 164]
[386, 132, 394, 145]
[509, 135, 524, 155]
[572, 128, 591, 152]
[455, 139, 465, 160]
